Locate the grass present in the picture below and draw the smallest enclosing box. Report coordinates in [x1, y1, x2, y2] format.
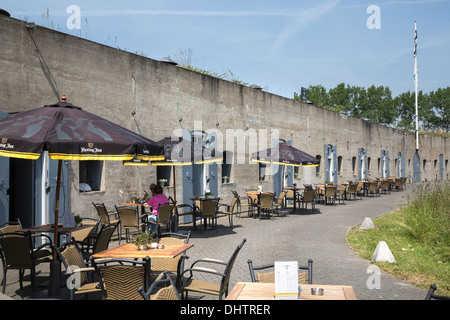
[346, 181, 450, 296]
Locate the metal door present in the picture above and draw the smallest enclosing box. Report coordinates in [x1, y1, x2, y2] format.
[358, 148, 367, 180]
[413, 152, 421, 182]
[439, 154, 444, 181]
[0, 111, 9, 224]
[398, 152, 405, 178]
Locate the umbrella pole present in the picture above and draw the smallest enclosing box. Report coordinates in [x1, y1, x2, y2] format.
[48, 159, 62, 296]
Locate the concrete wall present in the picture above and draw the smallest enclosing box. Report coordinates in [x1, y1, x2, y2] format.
[1, 15, 448, 220]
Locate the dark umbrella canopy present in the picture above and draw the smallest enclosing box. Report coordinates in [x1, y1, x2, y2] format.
[251, 142, 319, 167]
[152, 136, 222, 166]
[0, 101, 164, 250]
[0, 102, 164, 161]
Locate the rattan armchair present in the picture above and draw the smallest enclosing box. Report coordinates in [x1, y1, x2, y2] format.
[92, 256, 151, 300]
[299, 188, 316, 213]
[150, 232, 190, 283]
[0, 231, 53, 293]
[247, 258, 313, 284]
[54, 240, 101, 300]
[198, 199, 219, 230]
[147, 203, 175, 235]
[273, 191, 287, 217]
[336, 184, 347, 204]
[217, 196, 239, 228]
[115, 205, 145, 243]
[346, 183, 358, 200]
[138, 270, 181, 300]
[76, 222, 118, 262]
[324, 185, 337, 205]
[178, 238, 247, 300]
[257, 193, 274, 219]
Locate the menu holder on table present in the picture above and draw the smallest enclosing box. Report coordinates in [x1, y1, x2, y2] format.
[274, 261, 299, 300]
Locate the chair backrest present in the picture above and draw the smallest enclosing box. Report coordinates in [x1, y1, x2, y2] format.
[325, 185, 336, 196]
[303, 189, 315, 202]
[356, 182, 363, 192]
[259, 193, 273, 208]
[116, 206, 138, 228]
[201, 200, 217, 218]
[219, 238, 246, 299]
[138, 270, 181, 300]
[247, 193, 258, 204]
[348, 183, 357, 193]
[93, 223, 118, 254]
[151, 232, 190, 273]
[92, 202, 110, 224]
[276, 191, 286, 205]
[93, 256, 151, 300]
[158, 204, 174, 224]
[382, 180, 390, 189]
[56, 241, 88, 284]
[248, 258, 313, 284]
[338, 185, 346, 195]
[0, 232, 33, 267]
[369, 181, 377, 190]
[285, 189, 294, 199]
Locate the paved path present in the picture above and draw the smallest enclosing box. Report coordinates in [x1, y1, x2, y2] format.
[1, 187, 428, 300]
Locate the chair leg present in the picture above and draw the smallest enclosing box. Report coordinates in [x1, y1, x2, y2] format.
[2, 268, 6, 294]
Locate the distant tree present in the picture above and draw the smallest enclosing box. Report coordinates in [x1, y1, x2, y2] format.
[423, 87, 450, 133]
[295, 85, 330, 108]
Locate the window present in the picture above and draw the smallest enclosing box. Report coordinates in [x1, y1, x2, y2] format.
[378, 158, 381, 174]
[222, 151, 233, 183]
[352, 156, 357, 175]
[423, 160, 427, 171]
[259, 163, 267, 181]
[157, 166, 171, 187]
[79, 161, 103, 192]
[315, 155, 321, 177]
[367, 157, 371, 174]
[338, 156, 343, 175]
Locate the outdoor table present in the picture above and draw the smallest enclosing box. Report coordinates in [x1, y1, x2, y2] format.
[92, 242, 193, 260]
[22, 223, 92, 246]
[225, 282, 357, 300]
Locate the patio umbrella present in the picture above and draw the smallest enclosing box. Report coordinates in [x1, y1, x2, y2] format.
[251, 142, 319, 167]
[0, 100, 164, 248]
[151, 136, 223, 209]
[251, 142, 319, 189]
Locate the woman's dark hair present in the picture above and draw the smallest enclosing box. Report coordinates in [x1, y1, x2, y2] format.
[153, 184, 163, 194]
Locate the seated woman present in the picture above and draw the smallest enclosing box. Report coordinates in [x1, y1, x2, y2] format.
[143, 184, 169, 234]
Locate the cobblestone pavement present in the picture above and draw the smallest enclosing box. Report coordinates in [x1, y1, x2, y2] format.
[1, 188, 428, 300]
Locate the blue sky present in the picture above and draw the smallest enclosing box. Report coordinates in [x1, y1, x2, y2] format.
[1, 0, 449, 98]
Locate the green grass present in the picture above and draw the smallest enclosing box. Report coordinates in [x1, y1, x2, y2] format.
[346, 181, 450, 296]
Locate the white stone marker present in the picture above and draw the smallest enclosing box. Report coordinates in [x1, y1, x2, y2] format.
[372, 241, 396, 263]
[360, 217, 375, 230]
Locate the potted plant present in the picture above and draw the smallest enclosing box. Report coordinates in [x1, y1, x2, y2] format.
[204, 191, 213, 199]
[134, 232, 153, 250]
[75, 215, 82, 227]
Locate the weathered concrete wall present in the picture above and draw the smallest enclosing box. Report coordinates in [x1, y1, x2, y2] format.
[1, 15, 448, 219]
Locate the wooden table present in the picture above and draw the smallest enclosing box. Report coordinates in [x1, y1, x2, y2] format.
[92, 242, 193, 259]
[284, 187, 304, 211]
[226, 282, 357, 300]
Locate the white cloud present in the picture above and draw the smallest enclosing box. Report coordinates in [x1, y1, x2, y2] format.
[269, 0, 341, 58]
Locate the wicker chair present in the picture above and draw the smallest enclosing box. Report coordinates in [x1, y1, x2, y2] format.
[198, 199, 219, 230]
[115, 205, 145, 243]
[138, 270, 181, 300]
[217, 196, 239, 228]
[299, 188, 316, 213]
[367, 181, 378, 197]
[147, 203, 175, 235]
[381, 180, 391, 194]
[92, 256, 151, 300]
[335, 184, 347, 204]
[346, 183, 358, 200]
[257, 193, 274, 220]
[93, 202, 120, 240]
[284, 189, 296, 209]
[0, 231, 53, 293]
[273, 191, 287, 217]
[247, 259, 313, 284]
[178, 238, 246, 300]
[77, 222, 118, 262]
[240, 192, 259, 217]
[355, 182, 364, 199]
[150, 232, 190, 283]
[324, 185, 337, 205]
[54, 240, 101, 300]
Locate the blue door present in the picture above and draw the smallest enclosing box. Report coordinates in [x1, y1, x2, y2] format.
[413, 152, 421, 182]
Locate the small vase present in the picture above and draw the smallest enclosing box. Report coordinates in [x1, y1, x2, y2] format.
[137, 244, 148, 250]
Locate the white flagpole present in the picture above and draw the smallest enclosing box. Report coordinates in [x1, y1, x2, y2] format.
[414, 21, 419, 151]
